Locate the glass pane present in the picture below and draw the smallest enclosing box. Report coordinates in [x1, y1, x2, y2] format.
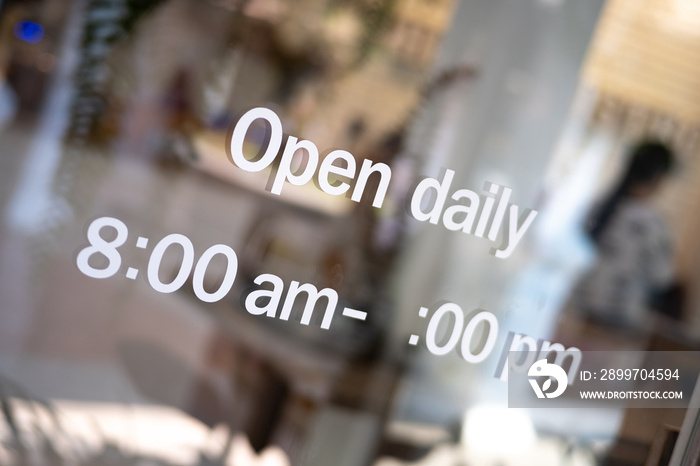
[1, 0, 699, 465]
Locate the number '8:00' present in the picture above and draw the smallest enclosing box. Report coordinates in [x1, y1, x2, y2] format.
[76, 216, 238, 303]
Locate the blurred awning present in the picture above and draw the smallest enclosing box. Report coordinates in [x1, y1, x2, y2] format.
[585, 0, 700, 124]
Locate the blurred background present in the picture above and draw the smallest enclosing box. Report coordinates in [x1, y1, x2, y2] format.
[1, 0, 700, 464]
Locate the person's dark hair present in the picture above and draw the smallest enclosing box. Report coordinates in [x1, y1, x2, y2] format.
[587, 140, 675, 243]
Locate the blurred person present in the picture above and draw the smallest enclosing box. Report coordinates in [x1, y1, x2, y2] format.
[570, 140, 676, 332]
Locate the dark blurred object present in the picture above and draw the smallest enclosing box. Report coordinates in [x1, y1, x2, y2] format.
[5, 48, 46, 116]
[650, 281, 686, 321]
[119, 337, 290, 454]
[376, 438, 434, 462]
[597, 423, 680, 466]
[587, 140, 675, 244]
[645, 425, 679, 466]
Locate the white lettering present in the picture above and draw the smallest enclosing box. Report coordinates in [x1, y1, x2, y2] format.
[229, 107, 283, 172]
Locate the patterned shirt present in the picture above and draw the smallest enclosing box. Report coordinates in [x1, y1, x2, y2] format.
[572, 199, 674, 327]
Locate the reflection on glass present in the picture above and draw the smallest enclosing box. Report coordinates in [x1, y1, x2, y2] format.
[0, 0, 699, 465]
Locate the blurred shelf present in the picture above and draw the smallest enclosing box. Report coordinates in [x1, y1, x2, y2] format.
[191, 130, 354, 217]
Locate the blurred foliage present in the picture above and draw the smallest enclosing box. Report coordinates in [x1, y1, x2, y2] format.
[0, 373, 226, 465]
[328, 0, 397, 67]
[67, 0, 167, 143]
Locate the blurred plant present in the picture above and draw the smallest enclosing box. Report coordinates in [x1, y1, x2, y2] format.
[67, 0, 167, 144]
[0, 373, 220, 465]
[0, 372, 63, 460]
[329, 0, 397, 68]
